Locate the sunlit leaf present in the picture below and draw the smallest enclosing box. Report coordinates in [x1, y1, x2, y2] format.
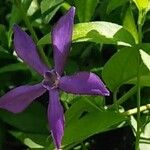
[140, 49, 150, 71]
[38, 22, 135, 46]
[133, 0, 150, 10]
[123, 6, 138, 44]
[27, 0, 39, 16]
[127, 44, 150, 87]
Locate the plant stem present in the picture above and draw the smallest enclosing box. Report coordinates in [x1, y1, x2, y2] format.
[13, 0, 50, 66]
[123, 104, 150, 116]
[135, 9, 144, 150]
[113, 90, 119, 111]
[135, 56, 141, 150]
[110, 86, 137, 109]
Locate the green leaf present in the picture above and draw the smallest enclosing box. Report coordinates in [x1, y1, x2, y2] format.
[0, 50, 17, 66]
[102, 47, 138, 91]
[0, 63, 28, 74]
[0, 63, 31, 88]
[103, 44, 150, 91]
[0, 25, 8, 49]
[9, 0, 31, 27]
[37, 34, 51, 45]
[40, 0, 63, 14]
[61, 97, 126, 148]
[123, 6, 139, 44]
[127, 44, 150, 87]
[10, 131, 50, 148]
[140, 49, 150, 71]
[74, 0, 98, 22]
[27, 0, 39, 16]
[73, 22, 135, 45]
[107, 0, 129, 14]
[0, 103, 48, 134]
[65, 60, 79, 74]
[133, 0, 150, 10]
[43, 4, 62, 23]
[41, 0, 63, 23]
[38, 22, 135, 46]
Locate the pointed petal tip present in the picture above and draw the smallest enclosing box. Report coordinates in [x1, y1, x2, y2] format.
[48, 90, 64, 150]
[52, 6, 75, 75]
[67, 6, 75, 19]
[69, 6, 75, 14]
[102, 88, 110, 96]
[59, 72, 110, 96]
[98, 83, 110, 96]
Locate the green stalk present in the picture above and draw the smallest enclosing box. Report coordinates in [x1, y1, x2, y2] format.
[13, 0, 50, 66]
[135, 9, 145, 150]
[135, 53, 141, 150]
[110, 86, 137, 109]
[123, 104, 150, 116]
[113, 90, 119, 111]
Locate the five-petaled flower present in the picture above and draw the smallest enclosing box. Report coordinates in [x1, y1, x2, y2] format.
[0, 7, 109, 150]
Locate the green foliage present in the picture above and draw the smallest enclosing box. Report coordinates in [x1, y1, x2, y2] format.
[0, 63, 31, 88]
[123, 6, 138, 44]
[62, 98, 126, 148]
[133, 0, 150, 11]
[38, 22, 135, 45]
[41, 0, 63, 23]
[41, 0, 63, 14]
[0, 103, 48, 134]
[140, 49, 150, 71]
[107, 0, 129, 14]
[102, 47, 139, 91]
[102, 45, 150, 91]
[10, 131, 50, 148]
[0, 0, 150, 149]
[74, 0, 98, 22]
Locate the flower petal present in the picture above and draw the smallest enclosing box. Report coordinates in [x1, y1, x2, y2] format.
[59, 72, 110, 96]
[52, 7, 75, 75]
[0, 83, 46, 113]
[48, 89, 64, 149]
[13, 25, 49, 75]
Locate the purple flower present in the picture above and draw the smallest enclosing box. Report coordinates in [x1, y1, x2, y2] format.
[0, 7, 109, 149]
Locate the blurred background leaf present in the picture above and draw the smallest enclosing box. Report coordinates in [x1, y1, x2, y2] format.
[0, 103, 48, 134]
[74, 0, 98, 22]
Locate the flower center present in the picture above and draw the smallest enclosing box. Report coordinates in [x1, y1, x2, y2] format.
[42, 70, 60, 90]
